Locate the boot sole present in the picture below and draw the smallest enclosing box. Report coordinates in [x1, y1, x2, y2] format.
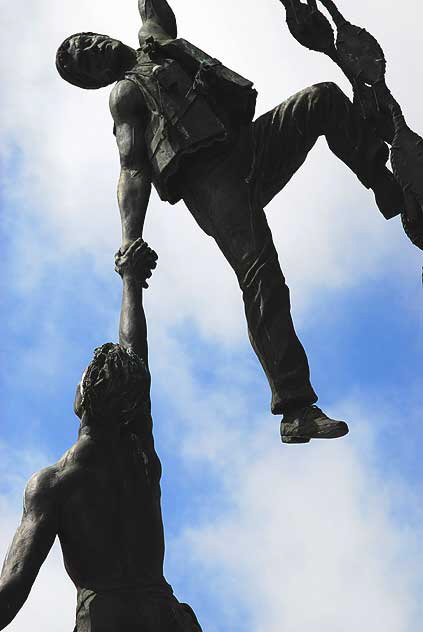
[281, 436, 311, 444]
[281, 429, 349, 444]
[281, 427, 349, 443]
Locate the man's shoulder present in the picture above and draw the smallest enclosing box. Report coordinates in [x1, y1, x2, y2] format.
[54, 435, 97, 473]
[23, 438, 106, 512]
[27, 439, 92, 485]
[110, 78, 146, 121]
[24, 464, 60, 511]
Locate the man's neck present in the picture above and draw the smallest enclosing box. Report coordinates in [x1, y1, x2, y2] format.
[118, 45, 138, 75]
[78, 418, 120, 443]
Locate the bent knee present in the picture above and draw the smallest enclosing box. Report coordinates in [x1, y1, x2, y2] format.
[299, 82, 349, 120]
[310, 81, 344, 100]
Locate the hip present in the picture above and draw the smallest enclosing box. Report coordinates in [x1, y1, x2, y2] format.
[75, 585, 201, 632]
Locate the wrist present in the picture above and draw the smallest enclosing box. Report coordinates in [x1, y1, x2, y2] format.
[122, 270, 141, 282]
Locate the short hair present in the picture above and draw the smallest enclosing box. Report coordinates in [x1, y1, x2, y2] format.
[56, 32, 114, 89]
[78, 343, 151, 425]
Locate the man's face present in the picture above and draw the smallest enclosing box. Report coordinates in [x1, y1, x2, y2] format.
[67, 34, 124, 84]
[74, 382, 83, 419]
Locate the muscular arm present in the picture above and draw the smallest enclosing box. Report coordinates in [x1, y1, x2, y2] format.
[119, 265, 148, 363]
[116, 240, 158, 365]
[110, 80, 152, 250]
[0, 469, 57, 630]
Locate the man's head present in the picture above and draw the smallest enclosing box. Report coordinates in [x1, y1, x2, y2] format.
[74, 343, 151, 428]
[56, 33, 136, 89]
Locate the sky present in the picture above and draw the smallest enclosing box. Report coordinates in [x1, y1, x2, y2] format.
[0, 0, 422, 630]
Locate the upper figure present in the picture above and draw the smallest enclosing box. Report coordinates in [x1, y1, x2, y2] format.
[56, 0, 415, 444]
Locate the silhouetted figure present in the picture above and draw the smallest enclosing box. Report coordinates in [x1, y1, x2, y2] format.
[56, 0, 406, 442]
[0, 240, 202, 631]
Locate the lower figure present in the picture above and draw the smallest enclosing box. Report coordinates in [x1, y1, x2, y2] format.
[181, 82, 402, 442]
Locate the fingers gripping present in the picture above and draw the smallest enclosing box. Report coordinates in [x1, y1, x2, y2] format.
[115, 237, 158, 288]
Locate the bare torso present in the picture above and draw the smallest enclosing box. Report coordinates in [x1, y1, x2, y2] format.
[53, 429, 166, 592]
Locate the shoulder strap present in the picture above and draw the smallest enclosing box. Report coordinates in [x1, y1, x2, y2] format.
[124, 67, 161, 115]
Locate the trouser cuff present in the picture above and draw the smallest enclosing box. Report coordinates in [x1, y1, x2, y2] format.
[271, 387, 318, 415]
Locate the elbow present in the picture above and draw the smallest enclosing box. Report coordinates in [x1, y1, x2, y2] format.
[119, 155, 151, 179]
[117, 167, 152, 200]
[119, 165, 144, 179]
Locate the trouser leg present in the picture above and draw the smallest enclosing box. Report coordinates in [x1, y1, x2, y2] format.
[182, 145, 318, 414]
[254, 82, 390, 208]
[313, 82, 389, 187]
[239, 209, 318, 414]
[179, 83, 392, 415]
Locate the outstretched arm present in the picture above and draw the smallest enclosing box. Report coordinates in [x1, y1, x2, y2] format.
[138, 0, 178, 41]
[0, 469, 57, 630]
[278, 0, 338, 60]
[115, 239, 158, 365]
[110, 80, 152, 250]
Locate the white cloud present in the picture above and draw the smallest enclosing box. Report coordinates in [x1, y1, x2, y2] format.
[155, 343, 423, 632]
[179, 426, 423, 632]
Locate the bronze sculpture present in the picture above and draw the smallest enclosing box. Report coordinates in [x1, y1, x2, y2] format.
[0, 1, 422, 629]
[0, 239, 202, 631]
[54, 0, 422, 443]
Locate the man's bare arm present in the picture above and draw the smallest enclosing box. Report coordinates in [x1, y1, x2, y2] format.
[115, 239, 158, 364]
[0, 469, 58, 630]
[110, 80, 152, 250]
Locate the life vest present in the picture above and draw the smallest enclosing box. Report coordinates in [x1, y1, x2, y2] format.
[123, 38, 257, 204]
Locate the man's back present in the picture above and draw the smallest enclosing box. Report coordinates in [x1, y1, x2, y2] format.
[53, 429, 167, 593]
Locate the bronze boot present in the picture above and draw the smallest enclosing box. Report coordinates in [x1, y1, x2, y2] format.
[281, 405, 349, 444]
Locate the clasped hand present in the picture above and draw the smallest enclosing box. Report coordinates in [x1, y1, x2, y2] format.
[115, 238, 158, 288]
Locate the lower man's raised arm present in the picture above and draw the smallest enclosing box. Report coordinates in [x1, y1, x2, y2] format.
[115, 239, 158, 365]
